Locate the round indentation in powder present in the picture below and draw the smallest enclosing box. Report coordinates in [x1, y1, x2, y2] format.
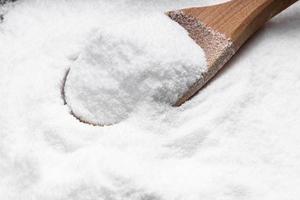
[63, 14, 207, 126]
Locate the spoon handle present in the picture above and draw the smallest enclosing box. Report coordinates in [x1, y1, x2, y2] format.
[169, 0, 299, 106]
[182, 0, 299, 49]
[230, 0, 299, 48]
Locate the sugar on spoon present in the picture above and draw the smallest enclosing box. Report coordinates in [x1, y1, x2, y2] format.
[63, 0, 298, 126]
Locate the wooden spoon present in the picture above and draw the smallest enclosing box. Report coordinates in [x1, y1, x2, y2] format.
[168, 0, 299, 106]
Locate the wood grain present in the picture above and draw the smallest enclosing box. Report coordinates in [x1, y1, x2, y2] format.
[183, 0, 299, 48]
[168, 0, 298, 106]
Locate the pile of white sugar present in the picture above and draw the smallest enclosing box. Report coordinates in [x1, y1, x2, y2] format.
[1, 1, 300, 200]
[64, 14, 206, 125]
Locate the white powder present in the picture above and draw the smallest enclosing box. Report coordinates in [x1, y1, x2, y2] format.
[1, 0, 300, 200]
[64, 14, 206, 125]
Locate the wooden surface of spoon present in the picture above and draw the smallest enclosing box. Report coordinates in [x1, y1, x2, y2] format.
[168, 0, 299, 106]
